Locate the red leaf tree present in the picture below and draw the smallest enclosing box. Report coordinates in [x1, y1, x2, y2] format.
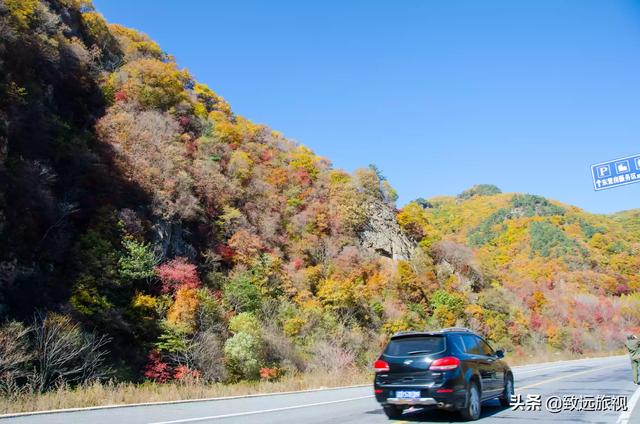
[143, 350, 173, 383]
[156, 257, 201, 294]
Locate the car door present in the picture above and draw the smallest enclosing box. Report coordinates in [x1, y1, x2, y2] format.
[478, 337, 503, 395]
[462, 334, 497, 398]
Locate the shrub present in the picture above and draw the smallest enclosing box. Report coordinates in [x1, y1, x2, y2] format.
[228, 313, 260, 336]
[155, 323, 190, 355]
[579, 220, 605, 239]
[306, 325, 369, 372]
[69, 276, 112, 318]
[429, 290, 466, 327]
[143, 350, 172, 383]
[166, 288, 200, 331]
[397, 202, 430, 240]
[223, 273, 261, 313]
[259, 367, 280, 381]
[193, 83, 231, 116]
[0, 321, 31, 395]
[174, 364, 200, 382]
[189, 331, 226, 382]
[396, 260, 424, 303]
[228, 230, 264, 265]
[195, 289, 225, 332]
[156, 258, 201, 294]
[224, 332, 262, 381]
[308, 338, 357, 372]
[118, 238, 157, 280]
[261, 325, 305, 373]
[31, 314, 111, 392]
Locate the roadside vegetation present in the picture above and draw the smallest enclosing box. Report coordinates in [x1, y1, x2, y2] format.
[0, 349, 624, 415]
[0, 0, 638, 415]
[0, 369, 368, 415]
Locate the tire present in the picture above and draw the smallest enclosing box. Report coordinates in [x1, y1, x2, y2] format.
[383, 405, 403, 419]
[460, 382, 481, 421]
[499, 374, 514, 407]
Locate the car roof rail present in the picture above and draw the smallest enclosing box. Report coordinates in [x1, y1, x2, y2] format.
[440, 327, 473, 333]
[391, 328, 476, 338]
[392, 330, 417, 336]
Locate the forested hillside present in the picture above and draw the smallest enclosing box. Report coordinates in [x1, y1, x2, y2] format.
[398, 186, 640, 354]
[0, 0, 638, 395]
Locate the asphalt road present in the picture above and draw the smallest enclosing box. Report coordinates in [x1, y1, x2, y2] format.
[1, 355, 638, 424]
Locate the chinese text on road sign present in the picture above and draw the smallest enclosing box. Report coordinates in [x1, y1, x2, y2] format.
[591, 154, 640, 191]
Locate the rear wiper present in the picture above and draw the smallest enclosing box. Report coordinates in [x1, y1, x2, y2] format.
[407, 350, 432, 355]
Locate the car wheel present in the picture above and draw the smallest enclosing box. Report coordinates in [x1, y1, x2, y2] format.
[383, 405, 403, 419]
[499, 374, 514, 407]
[460, 382, 481, 421]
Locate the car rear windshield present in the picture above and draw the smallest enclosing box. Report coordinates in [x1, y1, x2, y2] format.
[384, 336, 445, 356]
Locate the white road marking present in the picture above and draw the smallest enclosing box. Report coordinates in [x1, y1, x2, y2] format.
[147, 395, 375, 424]
[515, 363, 622, 391]
[0, 384, 369, 419]
[515, 359, 621, 375]
[617, 386, 640, 424]
[487, 361, 631, 421]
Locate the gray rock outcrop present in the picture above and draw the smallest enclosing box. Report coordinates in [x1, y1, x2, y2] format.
[359, 200, 415, 260]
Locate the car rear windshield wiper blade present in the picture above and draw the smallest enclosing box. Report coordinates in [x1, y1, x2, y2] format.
[407, 350, 432, 355]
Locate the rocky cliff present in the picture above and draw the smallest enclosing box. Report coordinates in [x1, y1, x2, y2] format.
[359, 200, 415, 260]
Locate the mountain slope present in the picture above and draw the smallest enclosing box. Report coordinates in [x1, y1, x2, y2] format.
[398, 188, 640, 353]
[0, 0, 408, 385]
[611, 208, 640, 240]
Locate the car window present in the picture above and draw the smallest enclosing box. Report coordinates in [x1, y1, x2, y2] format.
[478, 339, 495, 356]
[384, 336, 445, 356]
[447, 334, 466, 354]
[462, 334, 482, 355]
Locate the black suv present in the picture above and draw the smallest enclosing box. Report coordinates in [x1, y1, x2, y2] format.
[373, 328, 513, 421]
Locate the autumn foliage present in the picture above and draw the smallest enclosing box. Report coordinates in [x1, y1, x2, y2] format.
[0, 0, 638, 397]
[156, 258, 201, 294]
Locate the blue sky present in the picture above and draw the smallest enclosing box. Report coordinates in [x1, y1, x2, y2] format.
[94, 0, 640, 214]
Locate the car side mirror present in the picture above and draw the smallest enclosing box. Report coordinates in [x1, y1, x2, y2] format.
[495, 349, 505, 359]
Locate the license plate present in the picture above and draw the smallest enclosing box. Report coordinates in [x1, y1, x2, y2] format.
[396, 390, 421, 399]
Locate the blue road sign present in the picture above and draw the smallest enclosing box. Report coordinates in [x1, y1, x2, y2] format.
[591, 154, 640, 191]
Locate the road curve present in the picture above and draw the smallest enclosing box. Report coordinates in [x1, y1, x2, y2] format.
[1, 355, 637, 424]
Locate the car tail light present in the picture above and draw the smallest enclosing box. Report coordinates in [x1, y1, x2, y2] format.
[374, 389, 383, 394]
[436, 389, 454, 393]
[430, 356, 460, 371]
[374, 359, 390, 372]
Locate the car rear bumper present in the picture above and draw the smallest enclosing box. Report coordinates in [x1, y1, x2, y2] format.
[385, 397, 439, 406]
[375, 386, 467, 410]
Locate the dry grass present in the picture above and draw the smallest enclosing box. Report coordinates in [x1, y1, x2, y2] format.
[0, 370, 370, 415]
[0, 349, 628, 416]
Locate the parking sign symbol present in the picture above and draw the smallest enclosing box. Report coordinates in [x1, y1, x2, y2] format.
[615, 160, 630, 173]
[596, 165, 610, 178]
